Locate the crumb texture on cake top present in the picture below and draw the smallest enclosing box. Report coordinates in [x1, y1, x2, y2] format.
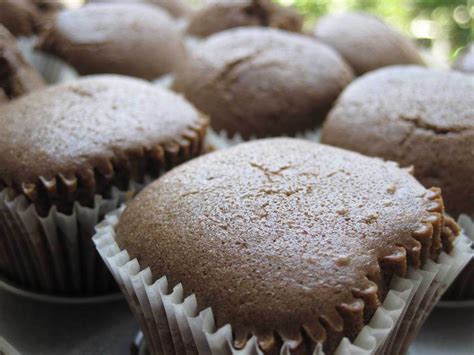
[117, 138, 455, 353]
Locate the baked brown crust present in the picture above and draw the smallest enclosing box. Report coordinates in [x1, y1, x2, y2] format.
[0, 25, 45, 99]
[37, 3, 186, 79]
[314, 11, 424, 75]
[186, 0, 303, 37]
[0, 75, 208, 214]
[453, 44, 474, 74]
[117, 138, 456, 354]
[321, 66, 474, 217]
[174, 27, 353, 139]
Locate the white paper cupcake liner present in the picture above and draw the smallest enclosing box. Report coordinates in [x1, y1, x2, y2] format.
[206, 127, 322, 150]
[0, 336, 20, 355]
[17, 36, 78, 84]
[185, 35, 203, 53]
[0, 183, 141, 297]
[153, 74, 175, 89]
[94, 206, 472, 355]
[440, 214, 474, 300]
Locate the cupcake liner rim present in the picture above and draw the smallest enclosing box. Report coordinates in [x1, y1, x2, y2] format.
[94, 205, 472, 354]
[0, 115, 208, 215]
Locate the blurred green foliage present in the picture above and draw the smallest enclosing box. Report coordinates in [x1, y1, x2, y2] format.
[277, 0, 473, 59]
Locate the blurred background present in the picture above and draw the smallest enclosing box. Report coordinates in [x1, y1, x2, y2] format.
[64, 0, 473, 66]
[276, 0, 473, 65]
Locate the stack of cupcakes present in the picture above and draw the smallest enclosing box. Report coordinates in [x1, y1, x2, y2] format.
[0, 0, 471, 354]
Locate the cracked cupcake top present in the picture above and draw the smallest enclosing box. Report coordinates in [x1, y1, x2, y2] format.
[321, 65, 474, 216]
[174, 27, 353, 139]
[0, 75, 207, 212]
[186, 0, 302, 37]
[38, 3, 185, 79]
[117, 138, 456, 354]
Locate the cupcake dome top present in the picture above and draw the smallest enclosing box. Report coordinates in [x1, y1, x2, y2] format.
[117, 138, 455, 353]
[38, 3, 185, 79]
[174, 27, 353, 139]
[321, 66, 474, 216]
[0, 75, 207, 205]
[314, 11, 424, 75]
[186, 0, 303, 37]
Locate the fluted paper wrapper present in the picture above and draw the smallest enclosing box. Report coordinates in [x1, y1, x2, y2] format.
[17, 36, 78, 84]
[207, 128, 321, 150]
[0, 184, 140, 296]
[94, 206, 472, 354]
[442, 215, 474, 300]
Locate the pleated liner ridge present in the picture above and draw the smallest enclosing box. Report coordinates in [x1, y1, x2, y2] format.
[224, 188, 459, 354]
[0, 117, 208, 295]
[443, 214, 474, 300]
[96, 185, 466, 354]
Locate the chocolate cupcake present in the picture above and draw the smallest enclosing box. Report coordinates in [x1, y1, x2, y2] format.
[0, 75, 208, 296]
[314, 12, 424, 75]
[0, 0, 61, 37]
[321, 66, 474, 299]
[37, 3, 186, 80]
[174, 27, 353, 142]
[453, 43, 474, 74]
[186, 0, 303, 38]
[95, 138, 471, 354]
[321, 66, 474, 218]
[0, 25, 45, 101]
[88, 0, 193, 18]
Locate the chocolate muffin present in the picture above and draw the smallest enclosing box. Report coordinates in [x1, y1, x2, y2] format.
[453, 43, 474, 74]
[321, 66, 474, 218]
[88, 0, 193, 18]
[37, 3, 186, 80]
[186, 0, 303, 38]
[0, 0, 61, 37]
[0, 75, 208, 295]
[174, 27, 353, 139]
[0, 25, 45, 100]
[314, 12, 424, 75]
[116, 138, 457, 354]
